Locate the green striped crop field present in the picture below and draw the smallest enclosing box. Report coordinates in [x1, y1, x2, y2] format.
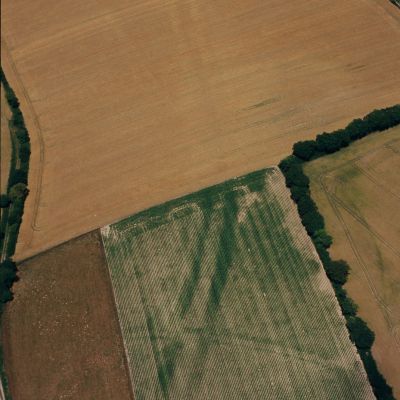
[101, 168, 374, 400]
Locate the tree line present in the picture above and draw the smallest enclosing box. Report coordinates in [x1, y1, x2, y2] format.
[279, 104, 400, 400]
[390, 0, 400, 9]
[0, 67, 30, 304]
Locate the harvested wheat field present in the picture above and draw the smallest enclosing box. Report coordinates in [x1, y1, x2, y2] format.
[305, 126, 400, 398]
[1, 0, 400, 260]
[101, 168, 374, 399]
[1, 231, 133, 400]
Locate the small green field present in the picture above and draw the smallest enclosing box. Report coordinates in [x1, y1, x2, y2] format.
[101, 168, 374, 400]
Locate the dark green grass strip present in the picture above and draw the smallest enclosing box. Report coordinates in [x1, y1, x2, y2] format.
[178, 209, 213, 318]
[114, 169, 270, 232]
[184, 191, 239, 397]
[206, 191, 238, 314]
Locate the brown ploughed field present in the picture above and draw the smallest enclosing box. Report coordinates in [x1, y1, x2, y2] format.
[1, 231, 133, 400]
[305, 126, 400, 398]
[1, 0, 400, 260]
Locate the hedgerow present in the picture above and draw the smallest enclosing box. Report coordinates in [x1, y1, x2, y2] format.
[0, 66, 31, 400]
[0, 67, 30, 303]
[279, 104, 400, 400]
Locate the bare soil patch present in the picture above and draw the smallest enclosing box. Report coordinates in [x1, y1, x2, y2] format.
[1, 231, 133, 400]
[304, 126, 400, 398]
[1, 0, 400, 260]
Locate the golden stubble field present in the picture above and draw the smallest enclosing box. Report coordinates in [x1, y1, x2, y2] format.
[1, 0, 400, 259]
[305, 126, 400, 398]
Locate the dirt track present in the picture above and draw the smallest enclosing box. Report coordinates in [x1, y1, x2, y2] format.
[1, 0, 400, 260]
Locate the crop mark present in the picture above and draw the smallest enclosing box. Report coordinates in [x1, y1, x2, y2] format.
[178, 207, 213, 318]
[102, 169, 375, 399]
[326, 185, 400, 258]
[206, 191, 238, 313]
[184, 191, 240, 397]
[245, 96, 280, 110]
[315, 140, 400, 352]
[353, 163, 400, 200]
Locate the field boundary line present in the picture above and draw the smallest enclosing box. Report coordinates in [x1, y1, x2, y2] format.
[323, 180, 400, 257]
[273, 177, 371, 396]
[315, 138, 400, 256]
[121, 238, 166, 399]
[99, 229, 136, 400]
[314, 142, 400, 350]
[385, 138, 400, 154]
[280, 106, 400, 398]
[323, 182, 400, 350]
[352, 161, 400, 201]
[1, 38, 45, 244]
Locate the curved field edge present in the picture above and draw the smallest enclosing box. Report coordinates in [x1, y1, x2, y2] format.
[3, 0, 400, 261]
[279, 104, 400, 400]
[0, 68, 31, 261]
[0, 68, 32, 400]
[101, 167, 374, 399]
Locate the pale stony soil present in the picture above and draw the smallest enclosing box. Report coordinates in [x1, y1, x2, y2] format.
[1, 0, 400, 260]
[305, 126, 400, 398]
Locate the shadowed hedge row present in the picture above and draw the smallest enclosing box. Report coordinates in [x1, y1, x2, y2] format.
[390, 0, 400, 9]
[0, 67, 30, 304]
[279, 104, 400, 400]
